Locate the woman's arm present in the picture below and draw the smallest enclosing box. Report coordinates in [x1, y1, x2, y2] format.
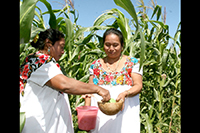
[45, 74, 110, 102]
[126, 73, 143, 97]
[116, 73, 143, 101]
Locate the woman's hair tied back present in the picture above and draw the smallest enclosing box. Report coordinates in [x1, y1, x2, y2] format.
[30, 28, 65, 50]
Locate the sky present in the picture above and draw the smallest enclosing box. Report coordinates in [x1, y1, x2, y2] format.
[75, 0, 180, 37]
[36, 0, 180, 46]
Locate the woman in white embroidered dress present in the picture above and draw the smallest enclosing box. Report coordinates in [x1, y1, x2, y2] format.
[20, 28, 110, 133]
[83, 28, 143, 133]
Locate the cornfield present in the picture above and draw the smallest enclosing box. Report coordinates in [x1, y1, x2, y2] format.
[20, 0, 181, 132]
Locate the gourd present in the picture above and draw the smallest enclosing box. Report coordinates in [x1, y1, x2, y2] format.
[98, 99, 123, 115]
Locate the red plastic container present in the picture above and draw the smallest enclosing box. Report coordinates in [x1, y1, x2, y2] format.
[76, 106, 98, 130]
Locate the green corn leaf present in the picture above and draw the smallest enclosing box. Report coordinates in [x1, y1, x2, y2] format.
[140, 113, 153, 133]
[39, 0, 57, 29]
[151, 5, 162, 21]
[156, 6, 162, 21]
[139, 27, 145, 70]
[30, 25, 45, 42]
[114, 0, 138, 29]
[20, 112, 26, 133]
[94, 14, 115, 26]
[79, 74, 90, 82]
[161, 50, 169, 70]
[20, 0, 38, 43]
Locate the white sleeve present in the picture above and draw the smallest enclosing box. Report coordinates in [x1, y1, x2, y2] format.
[88, 66, 94, 75]
[29, 61, 63, 86]
[132, 62, 143, 76]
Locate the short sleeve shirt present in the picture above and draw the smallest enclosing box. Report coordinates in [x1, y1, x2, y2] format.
[88, 56, 143, 86]
[20, 52, 74, 133]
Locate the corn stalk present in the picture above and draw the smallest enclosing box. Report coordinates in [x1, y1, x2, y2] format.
[20, 0, 181, 132]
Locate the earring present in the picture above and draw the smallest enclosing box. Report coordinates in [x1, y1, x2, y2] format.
[48, 47, 50, 54]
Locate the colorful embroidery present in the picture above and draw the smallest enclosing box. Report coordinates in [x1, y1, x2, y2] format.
[90, 57, 139, 86]
[19, 51, 61, 96]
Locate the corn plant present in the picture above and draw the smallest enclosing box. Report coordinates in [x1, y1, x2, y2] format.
[111, 0, 181, 132]
[20, 0, 180, 132]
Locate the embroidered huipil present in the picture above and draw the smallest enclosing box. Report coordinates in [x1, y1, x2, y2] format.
[89, 57, 140, 86]
[88, 56, 143, 133]
[19, 51, 74, 133]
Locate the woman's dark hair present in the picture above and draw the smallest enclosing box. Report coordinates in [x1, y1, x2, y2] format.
[103, 28, 124, 47]
[31, 28, 65, 50]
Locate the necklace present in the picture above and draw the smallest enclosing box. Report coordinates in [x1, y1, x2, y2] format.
[105, 55, 123, 87]
[105, 55, 123, 74]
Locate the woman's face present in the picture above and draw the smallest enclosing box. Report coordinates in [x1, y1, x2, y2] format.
[104, 33, 123, 59]
[50, 38, 65, 61]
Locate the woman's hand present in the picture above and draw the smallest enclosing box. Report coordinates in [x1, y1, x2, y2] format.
[96, 87, 111, 102]
[82, 94, 93, 106]
[116, 91, 127, 111]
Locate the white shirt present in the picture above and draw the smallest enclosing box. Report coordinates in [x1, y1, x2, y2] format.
[20, 61, 74, 133]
